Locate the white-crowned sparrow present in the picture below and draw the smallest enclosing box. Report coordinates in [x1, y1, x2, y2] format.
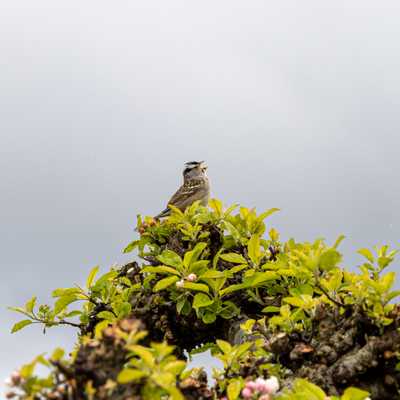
[155, 161, 210, 219]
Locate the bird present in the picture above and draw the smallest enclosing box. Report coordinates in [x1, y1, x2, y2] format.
[155, 161, 210, 219]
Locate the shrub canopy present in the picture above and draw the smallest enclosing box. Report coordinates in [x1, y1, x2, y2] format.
[7, 200, 400, 399]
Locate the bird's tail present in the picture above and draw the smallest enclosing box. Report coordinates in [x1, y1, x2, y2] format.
[154, 207, 170, 220]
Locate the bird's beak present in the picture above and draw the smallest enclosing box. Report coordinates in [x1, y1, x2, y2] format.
[200, 161, 207, 170]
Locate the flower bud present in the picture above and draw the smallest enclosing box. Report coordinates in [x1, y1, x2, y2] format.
[245, 380, 257, 391]
[176, 279, 185, 288]
[241, 387, 253, 399]
[187, 273, 197, 282]
[10, 371, 21, 386]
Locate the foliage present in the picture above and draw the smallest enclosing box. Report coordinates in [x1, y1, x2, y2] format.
[7, 199, 400, 399]
[277, 379, 370, 400]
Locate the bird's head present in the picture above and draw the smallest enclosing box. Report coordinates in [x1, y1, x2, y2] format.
[183, 161, 208, 180]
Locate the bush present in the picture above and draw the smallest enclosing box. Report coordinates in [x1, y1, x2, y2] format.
[6, 200, 400, 399]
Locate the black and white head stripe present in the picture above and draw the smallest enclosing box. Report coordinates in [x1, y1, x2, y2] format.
[183, 161, 203, 174]
[184, 161, 203, 168]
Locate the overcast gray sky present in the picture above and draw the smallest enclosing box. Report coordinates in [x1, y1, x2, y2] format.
[1, 0, 399, 389]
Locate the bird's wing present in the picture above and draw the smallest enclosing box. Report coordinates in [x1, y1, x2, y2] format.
[167, 180, 203, 208]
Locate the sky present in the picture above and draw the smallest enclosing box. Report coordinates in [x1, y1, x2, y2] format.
[1, 0, 399, 390]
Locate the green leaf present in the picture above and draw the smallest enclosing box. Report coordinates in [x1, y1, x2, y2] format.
[11, 319, 32, 333]
[248, 234, 261, 265]
[202, 312, 216, 324]
[262, 305, 280, 313]
[386, 290, 400, 302]
[319, 248, 342, 271]
[223, 221, 242, 242]
[192, 293, 213, 309]
[209, 198, 223, 216]
[117, 368, 147, 384]
[92, 271, 118, 289]
[183, 242, 207, 269]
[168, 386, 185, 400]
[234, 342, 252, 358]
[240, 319, 255, 332]
[358, 248, 375, 263]
[246, 271, 279, 286]
[50, 347, 65, 362]
[97, 311, 116, 321]
[164, 360, 186, 375]
[54, 295, 80, 315]
[176, 296, 187, 314]
[151, 341, 174, 358]
[116, 302, 132, 318]
[123, 240, 140, 254]
[224, 203, 238, 216]
[128, 345, 155, 368]
[219, 283, 248, 297]
[220, 253, 247, 264]
[228, 264, 248, 274]
[20, 360, 36, 378]
[220, 301, 240, 319]
[167, 203, 184, 216]
[54, 295, 79, 315]
[153, 276, 179, 292]
[182, 282, 210, 293]
[86, 265, 100, 288]
[216, 339, 232, 354]
[378, 256, 393, 270]
[289, 284, 314, 297]
[142, 266, 180, 276]
[341, 387, 370, 400]
[294, 379, 326, 400]
[64, 310, 82, 318]
[152, 370, 175, 389]
[190, 260, 210, 274]
[25, 296, 37, 314]
[333, 234, 346, 249]
[380, 272, 395, 291]
[52, 287, 82, 298]
[258, 208, 280, 221]
[94, 320, 110, 338]
[284, 296, 304, 308]
[200, 270, 226, 279]
[8, 306, 29, 316]
[157, 250, 182, 269]
[227, 379, 242, 400]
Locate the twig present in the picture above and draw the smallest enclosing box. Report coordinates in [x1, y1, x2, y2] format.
[316, 282, 347, 308]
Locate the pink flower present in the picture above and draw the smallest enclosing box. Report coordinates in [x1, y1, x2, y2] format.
[187, 273, 197, 282]
[241, 387, 253, 399]
[264, 376, 279, 394]
[245, 380, 257, 391]
[258, 395, 271, 400]
[255, 378, 268, 393]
